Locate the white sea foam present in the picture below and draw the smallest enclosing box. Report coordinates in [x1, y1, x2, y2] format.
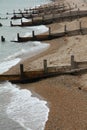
[6, 49, 28, 60]
[0, 58, 21, 74]
[27, 42, 50, 56]
[23, 25, 48, 37]
[18, 41, 50, 59]
[5, 82, 49, 130]
[0, 41, 49, 74]
[5, 41, 50, 60]
[12, 18, 31, 25]
[22, 18, 31, 22]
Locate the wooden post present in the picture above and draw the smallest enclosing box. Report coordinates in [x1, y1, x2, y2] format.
[21, 13, 24, 17]
[79, 21, 82, 34]
[71, 55, 75, 69]
[49, 27, 51, 36]
[69, 6, 72, 21]
[42, 15, 44, 21]
[64, 25, 67, 35]
[13, 10, 16, 17]
[25, 9, 27, 12]
[61, 12, 63, 21]
[58, 3, 60, 10]
[1, 36, 5, 42]
[20, 10, 22, 14]
[20, 64, 24, 78]
[53, 3, 55, 10]
[21, 19, 23, 26]
[63, 3, 64, 11]
[79, 21, 81, 29]
[77, 8, 80, 20]
[70, 10, 72, 21]
[13, 10, 15, 15]
[75, 4, 77, 8]
[0, 23, 2, 26]
[32, 31, 35, 38]
[43, 59, 48, 73]
[44, 10, 46, 15]
[32, 17, 33, 23]
[10, 21, 13, 26]
[29, 11, 32, 17]
[32, 9, 34, 14]
[37, 10, 39, 16]
[52, 12, 55, 20]
[68, 3, 70, 9]
[17, 33, 20, 41]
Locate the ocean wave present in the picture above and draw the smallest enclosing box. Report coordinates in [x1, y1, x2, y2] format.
[0, 41, 49, 74]
[18, 41, 50, 59]
[23, 25, 48, 37]
[0, 58, 21, 74]
[5, 82, 49, 130]
[6, 49, 28, 60]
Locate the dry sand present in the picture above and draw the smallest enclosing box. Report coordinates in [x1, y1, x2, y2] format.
[5, 0, 87, 129]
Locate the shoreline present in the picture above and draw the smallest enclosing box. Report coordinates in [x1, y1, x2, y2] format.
[4, 0, 87, 130]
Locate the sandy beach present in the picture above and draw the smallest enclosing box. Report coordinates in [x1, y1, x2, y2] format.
[5, 0, 87, 129]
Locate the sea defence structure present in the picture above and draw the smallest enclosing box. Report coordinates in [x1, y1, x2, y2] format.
[0, 55, 87, 83]
[10, 3, 71, 19]
[11, 22, 87, 42]
[10, 10, 87, 27]
[1, 36, 5, 42]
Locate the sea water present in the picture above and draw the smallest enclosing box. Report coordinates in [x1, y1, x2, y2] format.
[0, 81, 49, 130]
[0, 0, 51, 130]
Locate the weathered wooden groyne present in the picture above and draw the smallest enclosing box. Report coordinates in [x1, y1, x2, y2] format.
[11, 8, 70, 20]
[10, 10, 87, 27]
[11, 22, 87, 42]
[11, 3, 68, 19]
[0, 56, 87, 83]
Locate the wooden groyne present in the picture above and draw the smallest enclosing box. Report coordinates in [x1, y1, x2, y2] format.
[11, 5, 72, 20]
[11, 22, 87, 42]
[11, 3, 69, 19]
[10, 10, 87, 27]
[11, 8, 70, 20]
[0, 56, 87, 83]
